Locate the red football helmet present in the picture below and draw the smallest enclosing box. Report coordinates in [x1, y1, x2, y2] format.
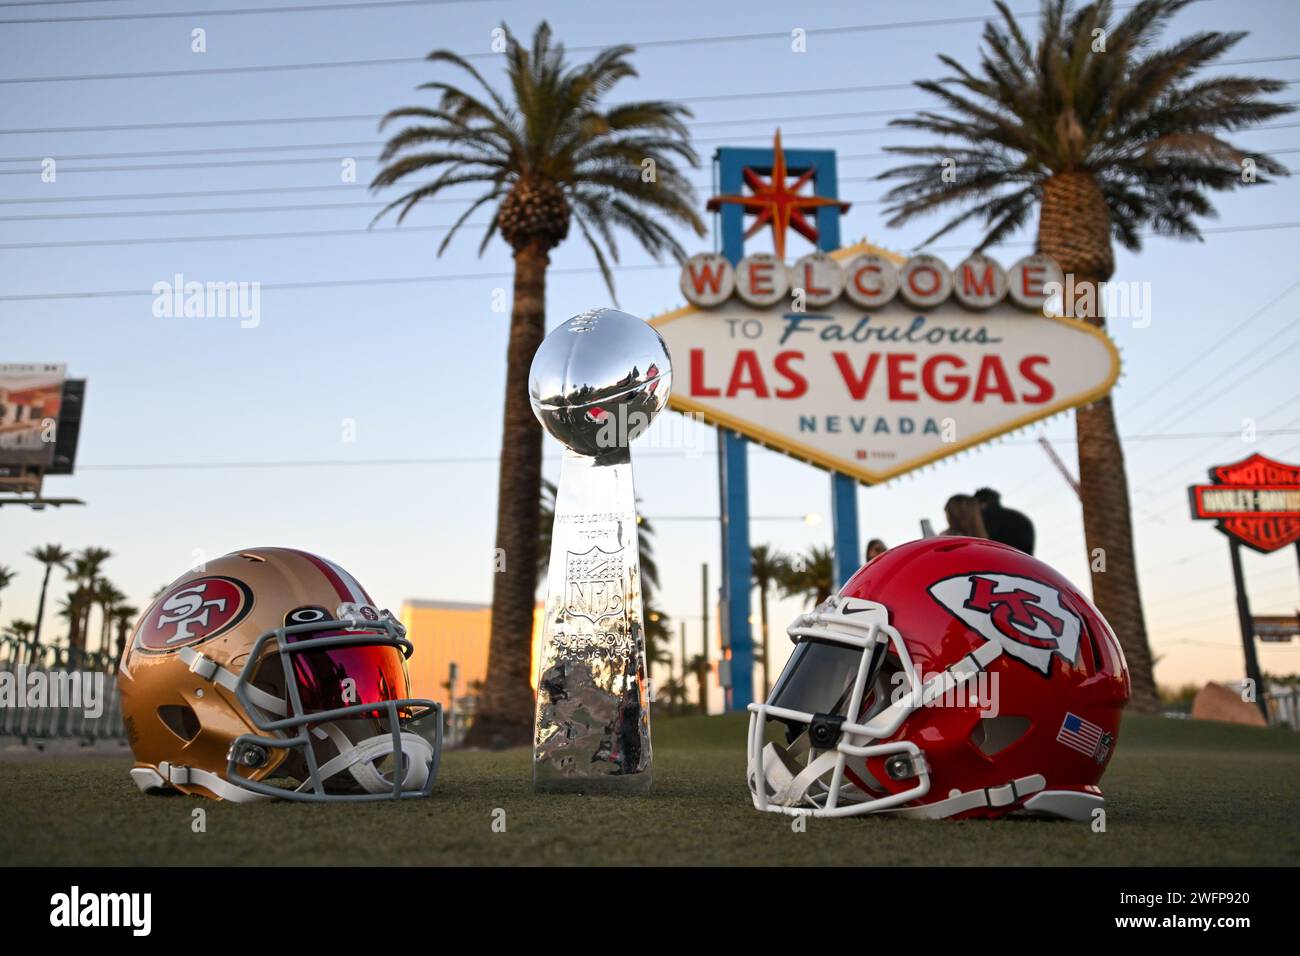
[748, 536, 1130, 820]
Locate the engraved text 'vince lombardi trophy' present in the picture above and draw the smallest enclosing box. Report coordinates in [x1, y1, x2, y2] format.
[528, 308, 671, 792]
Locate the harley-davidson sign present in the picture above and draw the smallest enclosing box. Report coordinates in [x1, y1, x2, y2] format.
[650, 241, 1120, 484]
[1188, 453, 1300, 553]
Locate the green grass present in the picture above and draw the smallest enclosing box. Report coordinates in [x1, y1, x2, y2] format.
[2, 712, 1297, 866]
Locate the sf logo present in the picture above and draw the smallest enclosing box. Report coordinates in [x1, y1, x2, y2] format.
[963, 576, 1064, 649]
[156, 583, 228, 645]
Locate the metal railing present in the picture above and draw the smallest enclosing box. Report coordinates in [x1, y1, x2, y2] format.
[0, 636, 125, 744]
[1266, 686, 1300, 730]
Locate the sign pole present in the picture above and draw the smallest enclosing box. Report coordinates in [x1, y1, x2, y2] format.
[713, 147, 754, 711]
[717, 428, 753, 711]
[831, 474, 861, 586]
[1228, 538, 1269, 719]
[808, 156, 861, 588]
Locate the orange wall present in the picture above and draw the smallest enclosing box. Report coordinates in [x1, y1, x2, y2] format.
[400, 599, 543, 707]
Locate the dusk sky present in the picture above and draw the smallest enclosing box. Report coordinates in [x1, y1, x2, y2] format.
[3, 0, 1300, 697]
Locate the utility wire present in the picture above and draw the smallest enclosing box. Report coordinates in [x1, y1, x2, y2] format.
[0, 0, 505, 25]
[0, 16, 1286, 83]
[7, 119, 1299, 166]
[71, 429, 1300, 472]
[4, 219, 1299, 299]
[4, 214, 1298, 254]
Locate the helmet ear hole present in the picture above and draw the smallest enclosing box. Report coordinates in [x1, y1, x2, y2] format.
[970, 715, 1031, 756]
[157, 704, 201, 742]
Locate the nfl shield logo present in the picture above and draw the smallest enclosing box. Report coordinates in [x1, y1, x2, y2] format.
[565, 545, 626, 623]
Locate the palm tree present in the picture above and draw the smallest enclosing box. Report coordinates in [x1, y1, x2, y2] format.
[6, 620, 34, 667]
[94, 582, 127, 656]
[779, 546, 836, 608]
[62, 551, 102, 653]
[751, 544, 787, 698]
[0, 565, 16, 618]
[28, 544, 70, 650]
[877, 0, 1291, 712]
[112, 605, 137, 662]
[688, 653, 711, 714]
[657, 674, 689, 714]
[72, 547, 112, 651]
[373, 22, 704, 746]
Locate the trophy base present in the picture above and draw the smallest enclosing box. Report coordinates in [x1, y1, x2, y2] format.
[531, 449, 654, 795]
[532, 767, 653, 795]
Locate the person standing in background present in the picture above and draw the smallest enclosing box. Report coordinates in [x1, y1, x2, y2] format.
[974, 487, 1036, 554]
[942, 494, 989, 538]
[865, 538, 888, 562]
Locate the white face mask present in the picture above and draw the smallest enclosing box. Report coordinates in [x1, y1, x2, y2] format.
[747, 596, 1006, 818]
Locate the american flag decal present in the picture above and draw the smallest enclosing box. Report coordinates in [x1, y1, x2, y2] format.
[1056, 712, 1105, 758]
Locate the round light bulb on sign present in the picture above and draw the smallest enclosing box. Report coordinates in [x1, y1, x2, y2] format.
[898, 254, 953, 308]
[842, 253, 900, 309]
[788, 251, 844, 309]
[735, 253, 789, 308]
[679, 252, 734, 308]
[1007, 254, 1064, 311]
[953, 253, 1008, 309]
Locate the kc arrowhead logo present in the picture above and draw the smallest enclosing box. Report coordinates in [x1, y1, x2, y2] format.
[929, 572, 1081, 675]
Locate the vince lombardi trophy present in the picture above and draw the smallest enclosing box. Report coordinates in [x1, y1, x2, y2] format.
[528, 307, 671, 792]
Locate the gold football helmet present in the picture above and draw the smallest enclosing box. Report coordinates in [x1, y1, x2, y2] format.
[117, 547, 441, 802]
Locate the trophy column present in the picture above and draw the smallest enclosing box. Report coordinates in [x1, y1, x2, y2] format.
[528, 308, 670, 792]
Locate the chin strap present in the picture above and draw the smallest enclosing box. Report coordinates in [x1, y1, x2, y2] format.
[304, 722, 434, 795]
[178, 646, 286, 717]
[886, 774, 1046, 819]
[129, 763, 272, 803]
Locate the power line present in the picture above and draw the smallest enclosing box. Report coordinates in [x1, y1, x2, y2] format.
[9, 119, 1300, 166]
[4, 219, 1299, 299]
[0, 221, 488, 249]
[1140, 321, 1300, 438]
[5, 142, 1297, 182]
[14, 93, 1294, 139]
[1122, 272, 1300, 421]
[0, 102, 947, 137]
[67, 430, 1300, 473]
[0, 183, 365, 205]
[6, 214, 1299, 254]
[0, 2, 1143, 30]
[1, 12, 1285, 84]
[8, 144, 1300, 207]
[0, 1, 140, 7]
[0, 0, 504, 25]
[0, 195, 893, 222]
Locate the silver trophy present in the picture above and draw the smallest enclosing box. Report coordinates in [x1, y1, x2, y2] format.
[528, 307, 671, 792]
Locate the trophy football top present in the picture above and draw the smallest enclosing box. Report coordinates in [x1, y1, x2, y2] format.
[528, 307, 672, 458]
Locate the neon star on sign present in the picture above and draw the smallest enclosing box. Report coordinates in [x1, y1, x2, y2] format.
[705, 129, 850, 260]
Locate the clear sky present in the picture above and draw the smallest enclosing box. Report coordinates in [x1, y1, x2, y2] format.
[3, 0, 1299, 701]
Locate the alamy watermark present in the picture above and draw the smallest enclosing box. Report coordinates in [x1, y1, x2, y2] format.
[152, 273, 261, 328]
[0, 668, 104, 718]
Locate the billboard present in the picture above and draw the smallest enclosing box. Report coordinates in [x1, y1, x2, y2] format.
[0, 363, 66, 468]
[651, 243, 1120, 484]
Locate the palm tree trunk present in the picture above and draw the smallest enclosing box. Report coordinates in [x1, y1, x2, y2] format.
[464, 242, 549, 748]
[34, 564, 52, 648]
[1039, 172, 1158, 712]
[759, 582, 771, 699]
